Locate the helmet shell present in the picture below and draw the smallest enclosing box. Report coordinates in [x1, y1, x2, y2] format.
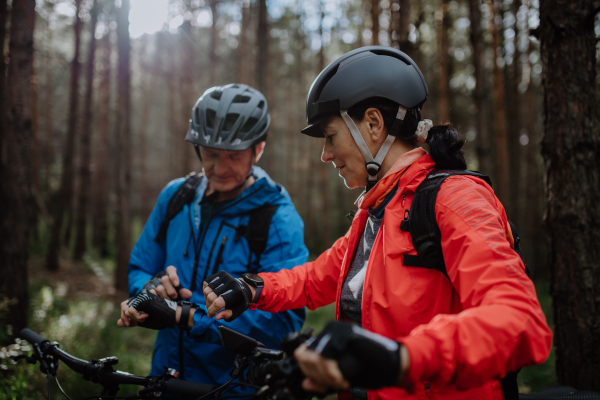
[186, 84, 270, 151]
[302, 46, 429, 137]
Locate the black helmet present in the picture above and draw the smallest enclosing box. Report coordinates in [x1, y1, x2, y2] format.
[302, 46, 428, 138]
[186, 84, 270, 151]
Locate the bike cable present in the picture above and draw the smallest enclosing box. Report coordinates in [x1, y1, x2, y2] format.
[54, 375, 73, 400]
[194, 376, 235, 400]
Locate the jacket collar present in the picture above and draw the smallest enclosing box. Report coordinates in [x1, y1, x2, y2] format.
[357, 147, 428, 210]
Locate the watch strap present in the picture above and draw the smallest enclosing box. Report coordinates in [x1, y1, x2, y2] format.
[178, 301, 197, 331]
[251, 285, 263, 304]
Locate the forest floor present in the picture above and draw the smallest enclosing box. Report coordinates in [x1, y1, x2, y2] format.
[0, 256, 555, 399]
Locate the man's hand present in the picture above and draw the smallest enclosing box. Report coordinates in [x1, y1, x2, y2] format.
[294, 343, 350, 393]
[202, 271, 255, 321]
[118, 298, 148, 327]
[146, 266, 193, 301]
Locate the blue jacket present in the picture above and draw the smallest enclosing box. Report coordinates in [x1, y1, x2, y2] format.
[128, 167, 308, 395]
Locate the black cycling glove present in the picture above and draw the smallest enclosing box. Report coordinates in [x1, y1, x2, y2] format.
[204, 271, 252, 322]
[306, 321, 401, 389]
[143, 271, 183, 300]
[127, 289, 177, 330]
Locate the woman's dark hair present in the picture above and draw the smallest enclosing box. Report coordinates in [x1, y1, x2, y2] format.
[344, 97, 466, 170]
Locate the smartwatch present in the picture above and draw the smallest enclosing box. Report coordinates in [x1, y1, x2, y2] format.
[178, 301, 198, 331]
[241, 273, 264, 304]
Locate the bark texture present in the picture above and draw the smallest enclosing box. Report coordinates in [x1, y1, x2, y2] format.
[0, 0, 35, 337]
[436, 0, 450, 123]
[74, 0, 99, 260]
[46, 0, 83, 271]
[469, 0, 492, 176]
[92, 33, 111, 257]
[115, 0, 132, 292]
[540, 0, 600, 390]
[370, 0, 380, 45]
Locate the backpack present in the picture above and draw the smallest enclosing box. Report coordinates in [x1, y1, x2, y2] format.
[153, 172, 279, 273]
[400, 169, 530, 400]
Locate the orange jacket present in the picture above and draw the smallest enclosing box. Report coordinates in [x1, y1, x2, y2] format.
[254, 150, 552, 400]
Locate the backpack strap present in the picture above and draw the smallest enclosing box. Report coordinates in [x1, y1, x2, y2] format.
[154, 173, 203, 243]
[236, 204, 280, 273]
[402, 169, 492, 277]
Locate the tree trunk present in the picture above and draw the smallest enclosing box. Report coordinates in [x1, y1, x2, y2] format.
[370, 0, 379, 45]
[74, 0, 99, 260]
[114, 0, 132, 292]
[487, 0, 509, 204]
[45, 0, 83, 271]
[436, 0, 450, 123]
[523, 12, 542, 277]
[540, 0, 600, 390]
[92, 33, 111, 257]
[238, 0, 249, 84]
[256, 0, 268, 94]
[318, 1, 331, 247]
[209, 0, 218, 84]
[0, 0, 7, 148]
[0, 0, 35, 338]
[469, 0, 492, 176]
[43, 23, 54, 198]
[180, 0, 196, 174]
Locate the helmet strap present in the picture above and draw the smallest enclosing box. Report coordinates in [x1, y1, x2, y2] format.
[341, 110, 396, 192]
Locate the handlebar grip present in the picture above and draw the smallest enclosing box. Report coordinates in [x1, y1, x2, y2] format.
[164, 379, 216, 397]
[20, 328, 49, 346]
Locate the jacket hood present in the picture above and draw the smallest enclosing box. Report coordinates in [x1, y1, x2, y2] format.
[357, 147, 428, 209]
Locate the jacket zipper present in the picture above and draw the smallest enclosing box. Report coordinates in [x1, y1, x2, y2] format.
[210, 236, 228, 276]
[190, 187, 263, 291]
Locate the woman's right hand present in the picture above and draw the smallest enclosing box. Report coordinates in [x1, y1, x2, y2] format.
[203, 271, 255, 321]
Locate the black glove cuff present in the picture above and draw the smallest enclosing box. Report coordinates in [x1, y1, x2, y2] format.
[178, 301, 198, 331]
[143, 271, 167, 292]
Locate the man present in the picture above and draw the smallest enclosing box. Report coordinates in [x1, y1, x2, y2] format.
[118, 84, 308, 395]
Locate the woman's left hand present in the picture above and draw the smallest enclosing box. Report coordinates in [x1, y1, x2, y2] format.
[294, 343, 350, 393]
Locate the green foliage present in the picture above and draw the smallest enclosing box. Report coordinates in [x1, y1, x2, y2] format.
[0, 283, 157, 400]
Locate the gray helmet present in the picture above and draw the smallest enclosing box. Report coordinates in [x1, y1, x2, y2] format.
[302, 46, 428, 138]
[186, 84, 270, 151]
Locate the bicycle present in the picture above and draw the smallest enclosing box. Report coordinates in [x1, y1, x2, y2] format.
[15, 326, 312, 400]
[15, 326, 600, 400]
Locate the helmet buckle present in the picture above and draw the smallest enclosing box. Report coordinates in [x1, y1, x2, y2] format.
[365, 161, 381, 177]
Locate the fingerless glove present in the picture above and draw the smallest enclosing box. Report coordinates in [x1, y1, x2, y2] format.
[307, 321, 401, 389]
[127, 289, 178, 330]
[205, 271, 253, 322]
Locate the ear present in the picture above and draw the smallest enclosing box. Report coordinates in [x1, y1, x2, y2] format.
[254, 142, 266, 162]
[363, 108, 386, 143]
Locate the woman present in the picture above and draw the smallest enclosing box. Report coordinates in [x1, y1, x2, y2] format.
[203, 46, 552, 400]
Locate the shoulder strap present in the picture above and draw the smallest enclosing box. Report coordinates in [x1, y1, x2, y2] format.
[237, 204, 280, 273]
[154, 173, 203, 243]
[402, 169, 492, 276]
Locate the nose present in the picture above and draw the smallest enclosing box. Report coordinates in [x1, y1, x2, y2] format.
[321, 141, 334, 163]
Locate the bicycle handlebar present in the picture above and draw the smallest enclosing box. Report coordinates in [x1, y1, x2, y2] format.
[19, 328, 215, 398]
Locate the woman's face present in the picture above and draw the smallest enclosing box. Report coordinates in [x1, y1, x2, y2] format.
[321, 114, 377, 189]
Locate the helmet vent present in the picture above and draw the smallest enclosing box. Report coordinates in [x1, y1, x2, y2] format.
[241, 117, 258, 133]
[194, 108, 201, 123]
[206, 109, 217, 129]
[210, 91, 223, 100]
[370, 50, 411, 65]
[232, 95, 251, 103]
[257, 100, 265, 109]
[224, 113, 239, 131]
[313, 64, 339, 102]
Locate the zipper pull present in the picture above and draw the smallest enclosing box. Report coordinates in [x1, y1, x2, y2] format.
[425, 383, 432, 399]
[402, 193, 406, 207]
[400, 209, 410, 231]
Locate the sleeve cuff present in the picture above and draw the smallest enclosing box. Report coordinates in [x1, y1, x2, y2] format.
[188, 305, 212, 336]
[399, 335, 441, 387]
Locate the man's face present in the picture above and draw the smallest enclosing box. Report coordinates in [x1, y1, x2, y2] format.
[199, 146, 255, 193]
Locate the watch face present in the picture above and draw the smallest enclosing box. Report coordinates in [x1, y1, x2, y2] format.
[242, 273, 264, 287]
